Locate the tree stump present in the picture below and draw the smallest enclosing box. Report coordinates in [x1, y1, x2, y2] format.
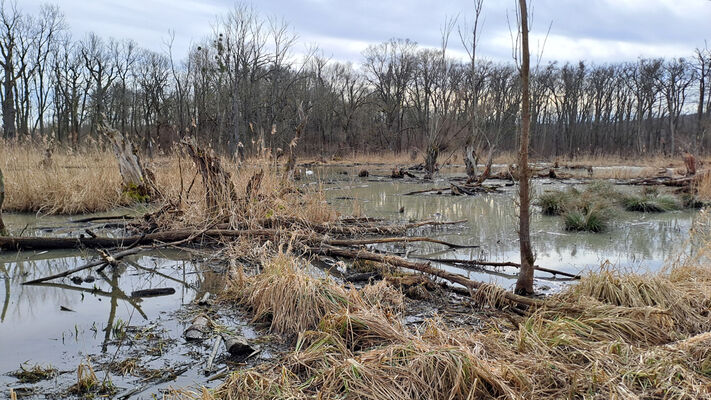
[683, 152, 697, 176]
[99, 121, 156, 201]
[181, 137, 238, 218]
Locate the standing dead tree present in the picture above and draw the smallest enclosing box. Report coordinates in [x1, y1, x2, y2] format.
[514, 0, 536, 296]
[181, 137, 238, 218]
[283, 103, 308, 181]
[99, 120, 156, 201]
[0, 166, 6, 236]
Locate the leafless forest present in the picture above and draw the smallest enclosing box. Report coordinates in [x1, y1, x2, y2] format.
[0, 2, 710, 162]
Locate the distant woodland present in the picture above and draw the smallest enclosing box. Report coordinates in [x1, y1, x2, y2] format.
[1, 2, 710, 159]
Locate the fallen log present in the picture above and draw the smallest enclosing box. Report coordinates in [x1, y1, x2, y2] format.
[131, 287, 176, 298]
[310, 244, 543, 307]
[323, 236, 477, 249]
[3, 224, 468, 252]
[205, 335, 223, 374]
[0, 228, 277, 251]
[419, 257, 580, 279]
[223, 334, 256, 357]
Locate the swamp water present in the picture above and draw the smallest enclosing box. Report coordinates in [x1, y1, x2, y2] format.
[0, 166, 699, 398]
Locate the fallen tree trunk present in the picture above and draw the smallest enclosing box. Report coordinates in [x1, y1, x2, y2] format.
[310, 244, 542, 307]
[0, 228, 274, 251]
[323, 236, 478, 249]
[418, 257, 580, 279]
[131, 288, 176, 297]
[2, 224, 469, 252]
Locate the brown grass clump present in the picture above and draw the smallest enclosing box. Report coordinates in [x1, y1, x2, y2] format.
[223, 253, 352, 336]
[358, 279, 405, 315]
[566, 264, 711, 336]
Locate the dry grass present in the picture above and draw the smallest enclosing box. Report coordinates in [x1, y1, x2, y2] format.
[1, 141, 127, 214]
[222, 253, 353, 337]
[695, 171, 711, 202]
[1, 141, 339, 226]
[176, 235, 711, 400]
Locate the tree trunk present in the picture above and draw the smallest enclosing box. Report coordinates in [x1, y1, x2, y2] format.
[0, 167, 6, 236]
[464, 142, 478, 182]
[2, 65, 15, 139]
[515, 0, 536, 296]
[423, 145, 439, 180]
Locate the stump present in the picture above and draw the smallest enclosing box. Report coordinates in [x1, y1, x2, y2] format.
[684, 152, 696, 176]
[100, 121, 156, 201]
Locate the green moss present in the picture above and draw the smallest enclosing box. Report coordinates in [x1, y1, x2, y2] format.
[122, 182, 150, 203]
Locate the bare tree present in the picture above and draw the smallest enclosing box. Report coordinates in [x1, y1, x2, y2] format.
[0, 0, 25, 139]
[657, 58, 694, 155]
[514, 0, 535, 296]
[459, 0, 494, 182]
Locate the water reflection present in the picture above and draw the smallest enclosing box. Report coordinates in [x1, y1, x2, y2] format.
[0, 249, 209, 381]
[311, 166, 697, 290]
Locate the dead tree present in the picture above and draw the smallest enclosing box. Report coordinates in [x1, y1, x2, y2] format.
[283, 103, 308, 181]
[515, 0, 536, 296]
[182, 137, 238, 218]
[99, 120, 156, 200]
[0, 166, 6, 236]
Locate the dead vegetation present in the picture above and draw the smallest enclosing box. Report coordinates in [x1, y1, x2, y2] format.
[170, 239, 711, 400]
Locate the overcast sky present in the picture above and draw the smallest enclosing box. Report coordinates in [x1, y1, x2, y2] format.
[21, 0, 711, 64]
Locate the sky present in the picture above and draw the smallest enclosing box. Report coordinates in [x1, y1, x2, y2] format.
[20, 0, 711, 64]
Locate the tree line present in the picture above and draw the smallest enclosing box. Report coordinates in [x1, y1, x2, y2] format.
[1, 1, 710, 161]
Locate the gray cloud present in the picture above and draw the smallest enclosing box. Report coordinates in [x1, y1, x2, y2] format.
[21, 0, 711, 63]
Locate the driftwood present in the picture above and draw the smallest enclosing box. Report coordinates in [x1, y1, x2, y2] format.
[205, 335, 223, 374]
[323, 236, 477, 249]
[1, 221, 468, 252]
[22, 246, 147, 285]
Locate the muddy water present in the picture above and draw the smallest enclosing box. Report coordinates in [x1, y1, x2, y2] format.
[0, 165, 699, 397]
[0, 216, 244, 398]
[307, 166, 695, 292]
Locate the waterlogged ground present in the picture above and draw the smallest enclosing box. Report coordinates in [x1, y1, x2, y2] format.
[0, 215, 269, 398]
[306, 165, 696, 293]
[0, 164, 700, 397]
